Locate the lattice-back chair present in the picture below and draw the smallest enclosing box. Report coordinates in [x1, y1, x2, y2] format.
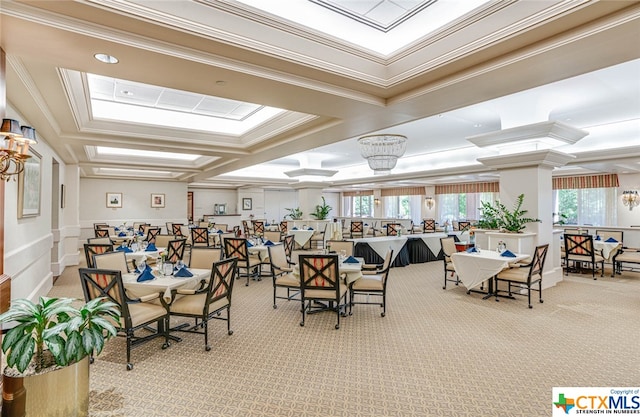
[423, 219, 436, 233]
[84, 243, 114, 268]
[88, 237, 113, 245]
[350, 221, 364, 238]
[189, 246, 223, 269]
[94, 223, 109, 230]
[269, 244, 299, 308]
[94, 251, 130, 274]
[440, 237, 459, 289]
[95, 228, 110, 239]
[242, 220, 252, 237]
[145, 227, 160, 244]
[458, 221, 471, 232]
[350, 249, 394, 317]
[224, 237, 261, 286]
[190, 227, 210, 247]
[232, 225, 241, 237]
[386, 223, 401, 236]
[132, 222, 145, 232]
[326, 240, 354, 257]
[139, 224, 151, 235]
[78, 268, 170, 370]
[299, 254, 347, 329]
[279, 221, 288, 234]
[283, 234, 295, 265]
[263, 230, 282, 243]
[309, 224, 328, 249]
[165, 222, 173, 235]
[564, 234, 604, 279]
[168, 257, 238, 351]
[167, 238, 187, 263]
[252, 220, 265, 237]
[172, 223, 185, 236]
[495, 244, 549, 308]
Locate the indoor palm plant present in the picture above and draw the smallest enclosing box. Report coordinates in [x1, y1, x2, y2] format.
[285, 207, 303, 220]
[310, 196, 332, 220]
[0, 296, 120, 416]
[477, 194, 540, 232]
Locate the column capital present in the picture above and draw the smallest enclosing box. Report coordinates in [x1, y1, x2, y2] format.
[477, 149, 575, 170]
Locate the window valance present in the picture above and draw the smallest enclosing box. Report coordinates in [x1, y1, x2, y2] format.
[380, 186, 424, 197]
[342, 190, 374, 197]
[435, 182, 499, 195]
[552, 174, 619, 190]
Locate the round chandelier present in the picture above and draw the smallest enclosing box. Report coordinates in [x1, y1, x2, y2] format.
[357, 134, 407, 174]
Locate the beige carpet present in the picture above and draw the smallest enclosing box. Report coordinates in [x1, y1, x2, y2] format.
[49, 259, 640, 417]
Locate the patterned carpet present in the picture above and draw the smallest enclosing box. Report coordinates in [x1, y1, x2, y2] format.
[49, 259, 640, 417]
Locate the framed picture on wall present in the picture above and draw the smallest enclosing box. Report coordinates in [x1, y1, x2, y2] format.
[242, 198, 252, 210]
[106, 192, 122, 208]
[17, 148, 42, 218]
[151, 193, 165, 208]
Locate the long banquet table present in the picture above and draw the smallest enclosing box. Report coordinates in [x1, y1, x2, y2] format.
[405, 232, 463, 263]
[348, 236, 410, 267]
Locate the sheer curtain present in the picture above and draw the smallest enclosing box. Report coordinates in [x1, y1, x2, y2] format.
[438, 194, 459, 224]
[578, 188, 617, 226]
[342, 197, 353, 217]
[409, 195, 422, 223]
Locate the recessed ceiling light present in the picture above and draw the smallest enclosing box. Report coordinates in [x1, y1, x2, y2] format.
[94, 53, 118, 64]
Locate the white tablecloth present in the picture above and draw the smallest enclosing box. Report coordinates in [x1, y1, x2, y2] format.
[122, 268, 210, 303]
[451, 250, 529, 291]
[411, 232, 463, 257]
[288, 229, 315, 247]
[348, 236, 407, 264]
[594, 240, 622, 261]
[124, 247, 165, 264]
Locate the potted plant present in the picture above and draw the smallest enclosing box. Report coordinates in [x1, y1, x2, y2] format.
[310, 197, 332, 220]
[285, 207, 303, 220]
[478, 193, 540, 233]
[0, 296, 120, 417]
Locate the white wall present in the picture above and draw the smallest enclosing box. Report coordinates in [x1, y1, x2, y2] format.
[79, 178, 188, 242]
[3, 106, 76, 301]
[190, 188, 238, 220]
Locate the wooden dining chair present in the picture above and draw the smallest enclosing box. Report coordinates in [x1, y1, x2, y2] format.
[93, 250, 130, 274]
[168, 257, 238, 351]
[564, 234, 604, 279]
[83, 243, 114, 268]
[458, 221, 471, 232]
[349, 249, 394, 317]
[242, 220, 252, 237]
[252, 220, 265, 237]
[95, 228, 110, 238]
[282, 234, 295, 265]
[279, 221, 288, 234]
[166, 238, 187, 263]
[439, 237, 459, 289]
[268, 244, 299, 309]
[386, 223, 401, 236]
[494, 244, 549, 308]
[145, 227, 160, 243]
[299, 254, 347, 329]
[350, 221, 364, 238]
[423, 219, 436, 233]
[79, 268, 170, 370]
[190, 227, 210, 247]
[172, 223, 184, 236]
[223, 237, 261, 286]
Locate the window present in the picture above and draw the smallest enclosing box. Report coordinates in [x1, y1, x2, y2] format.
[553, 188, 617, 226]
[343, 195, 374, 217]
[383, 195, 422, 221]
[438, 192, 497, 223]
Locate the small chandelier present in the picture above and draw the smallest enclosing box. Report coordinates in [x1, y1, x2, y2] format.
[622, 190, 639, 210]
[1, 119, 38, 181]
[358, 134, 407, 174]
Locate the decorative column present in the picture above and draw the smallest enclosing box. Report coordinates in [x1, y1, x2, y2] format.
[293, 182, 326, 222]
[471, 121, 588, 288]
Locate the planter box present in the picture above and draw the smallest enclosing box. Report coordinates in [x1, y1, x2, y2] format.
[2, 356, 89, 417]
[486, 232, 536, 255]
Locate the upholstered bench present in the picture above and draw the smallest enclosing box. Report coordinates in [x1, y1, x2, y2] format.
[612, 248, 640, 276]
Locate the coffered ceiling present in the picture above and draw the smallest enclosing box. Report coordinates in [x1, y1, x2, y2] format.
[2, 0, 639, 191]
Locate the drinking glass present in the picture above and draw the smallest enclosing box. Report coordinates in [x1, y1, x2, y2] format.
[137, 260, 146, 272]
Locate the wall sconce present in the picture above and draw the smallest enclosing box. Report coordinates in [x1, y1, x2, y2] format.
[1, 118, 38, 181]
[622, 190, 639, 210]
[425, 196, 435, 209]
[374, 198, 380, 205]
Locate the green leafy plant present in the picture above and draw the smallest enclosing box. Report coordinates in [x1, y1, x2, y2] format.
[310, 196, 332, 220]
[477, 194, 540, 232]
[285, 207, 303, 220]
[0, 297, 120, 374]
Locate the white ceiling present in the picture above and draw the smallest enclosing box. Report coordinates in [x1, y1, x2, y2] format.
[1, 0, 640, 192]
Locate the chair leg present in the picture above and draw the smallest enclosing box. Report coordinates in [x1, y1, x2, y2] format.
[273, 285, 277, 309]
[300, 299, 306, 326]
[381, 293, 386, 317]
[227, 307, 233, 336]
[126, 330, 133, 371]
[527, 286, 532, 309]
[539, 280, 543, 304]
[204, 320, 211, 351]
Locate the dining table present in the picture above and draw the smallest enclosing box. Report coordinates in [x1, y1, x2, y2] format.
[349, 236, 410, 267]
[122, 267, 210, 304]
[288, 229, 315, 249]
[122, 246, 165, 265]
[593, 239, 622, 261]
[451, 249, 530, 296]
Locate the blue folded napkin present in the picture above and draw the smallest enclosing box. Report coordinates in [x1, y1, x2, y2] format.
[145, 243, 157, 251]
[500, 249, 516, 257]
[466, 247, 478, 253]
[216, 229, 223, 234]
[266, 223, 270, 226]
[116, 245, 133, 253]
[308, 227, 313, 230]
[364, 223, 368, 226]
[246, 241, 253, 247]
[292, 227, 298, 230]
[264, 240, 274, 246]
[118, 232, 126, 237]
[343, 256, 359, 263]
[595, 235, 601, 240]
[174, 267, 193, 277]
[136, 268, 155, 282]
[115, 227, 120, 232]
[605, 237, 618, 243]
